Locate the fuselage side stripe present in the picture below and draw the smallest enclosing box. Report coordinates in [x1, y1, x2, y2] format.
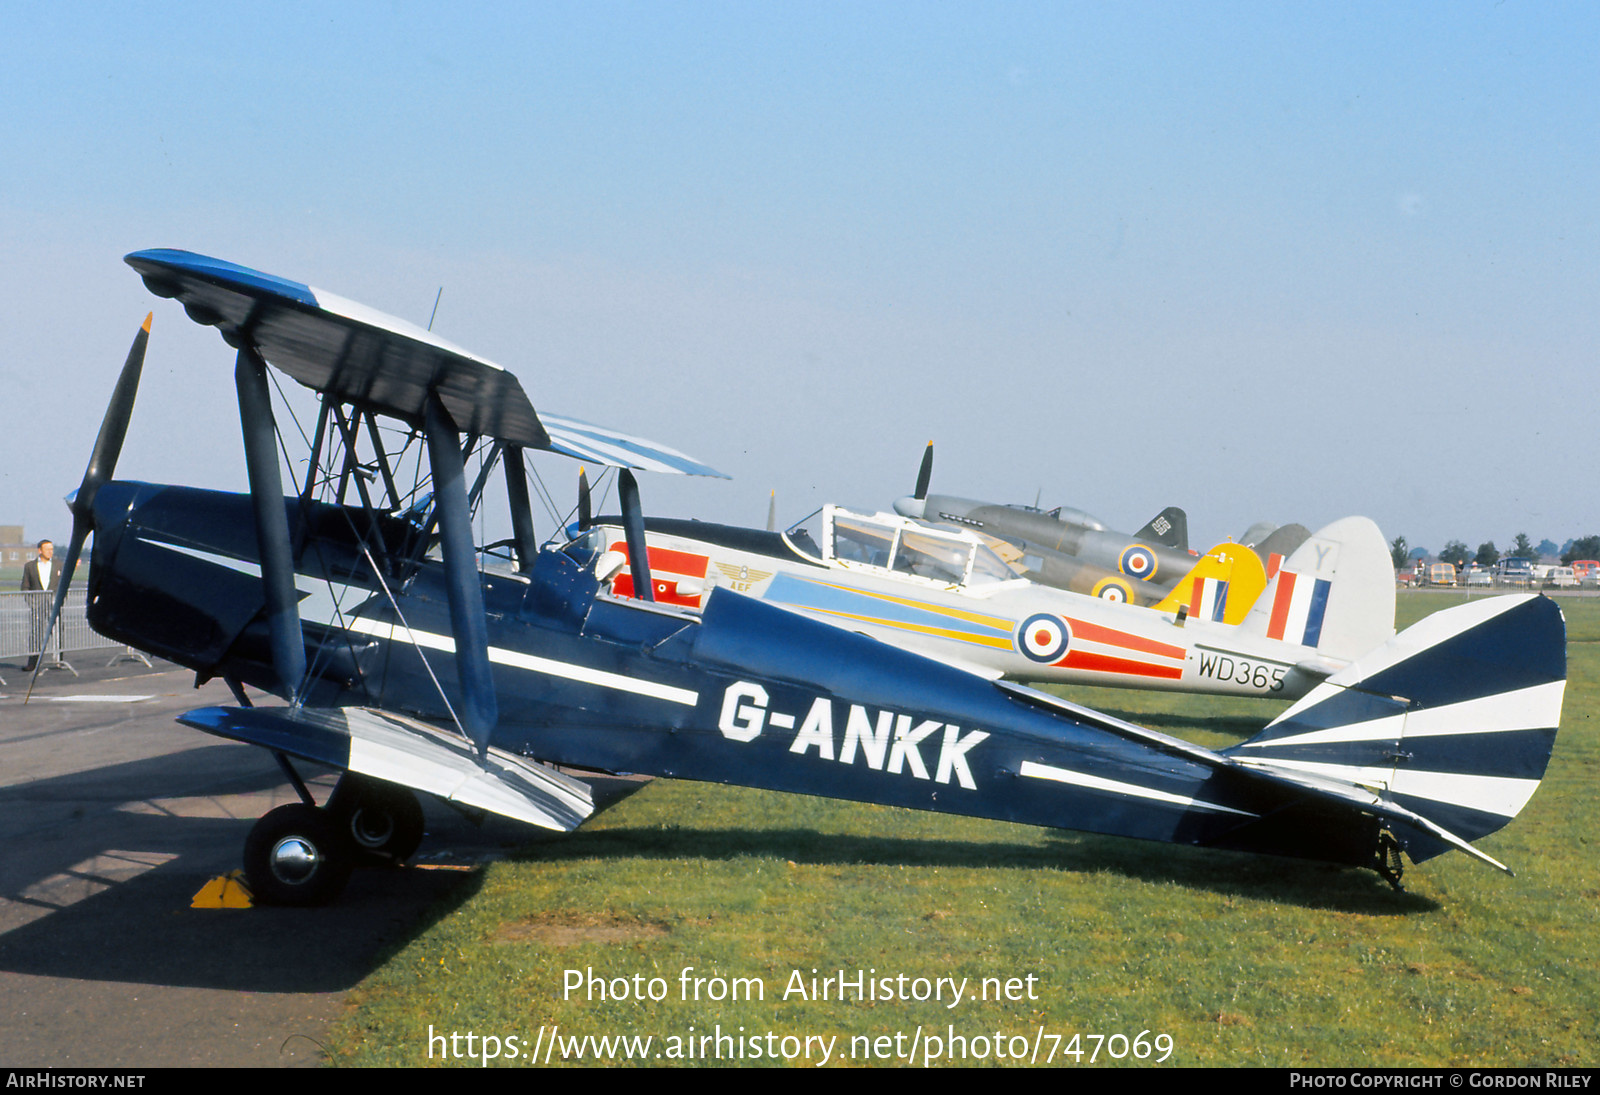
[1059, 650, 1186, 680]
[1063, 617, 1186, 661]
[1019, 760, 1255, 816]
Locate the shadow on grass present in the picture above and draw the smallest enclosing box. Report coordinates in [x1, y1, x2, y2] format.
[509, 823, 1438, 916]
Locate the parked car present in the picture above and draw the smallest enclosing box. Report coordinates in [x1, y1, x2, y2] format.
[1421, 562, 1457, 587]
[1570, 559, 1600, 585]
[1494, 557, 1536, 588]
[1543, 566, 1578, 589]
[1461, 564, 1494, 587]
[1396, 565, 1418, 587]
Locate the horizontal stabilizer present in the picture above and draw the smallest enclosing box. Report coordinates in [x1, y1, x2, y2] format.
[1005, 594, 1565, 872]
[1226, 755, 1512, 873]
[126, 249, 723, 476]
[995, 679, 1509, 868]
[179, 704, 594, 831]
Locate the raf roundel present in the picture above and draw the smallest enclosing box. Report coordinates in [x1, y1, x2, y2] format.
[1016, 613, 1072, 663]
[1091, 577, 1131, 603]
[1119, 544, 1158, 581]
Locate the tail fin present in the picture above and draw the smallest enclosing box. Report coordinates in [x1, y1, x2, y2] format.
[1227, 594, 1565, 864]
[1133, 506, 1188, 551]
[1254, 523, 1310, 576]
[1239, 516, 1395, 659]
[1152, 542, 1268, 625]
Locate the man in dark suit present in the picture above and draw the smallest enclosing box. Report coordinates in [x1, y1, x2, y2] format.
[20, 539, 58, 672]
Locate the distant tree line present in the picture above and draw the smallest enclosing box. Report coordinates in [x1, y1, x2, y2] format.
[1389, 533, 1600, 569]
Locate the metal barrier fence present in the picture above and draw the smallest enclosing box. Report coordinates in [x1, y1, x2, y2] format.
[0, 588, 138, 679]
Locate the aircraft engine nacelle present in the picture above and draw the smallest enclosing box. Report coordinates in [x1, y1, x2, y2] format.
[86, 480, 380, 688]
[87, 482, 269, 671]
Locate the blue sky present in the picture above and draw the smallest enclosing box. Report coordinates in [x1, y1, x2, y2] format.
[3, 2, 1595, 556]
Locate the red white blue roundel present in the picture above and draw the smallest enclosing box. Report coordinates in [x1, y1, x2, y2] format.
[1119, 544, 1158, 581]
[1016, 613, 1072, 663]
[1092, 577, 1131, 603]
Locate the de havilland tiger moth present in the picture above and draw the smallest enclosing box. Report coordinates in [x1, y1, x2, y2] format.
[31, 246, 1567, 904]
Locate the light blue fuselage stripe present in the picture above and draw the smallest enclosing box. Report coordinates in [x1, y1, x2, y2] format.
[765, 573, 1010, 641]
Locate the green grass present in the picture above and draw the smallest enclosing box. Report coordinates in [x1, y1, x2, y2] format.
[330, 594, 1600, 1067]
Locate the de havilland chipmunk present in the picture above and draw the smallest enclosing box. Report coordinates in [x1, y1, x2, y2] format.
[32, 247, 1566, 904]
[894, 443, 1313, 604]
[580, 504, 1390, 701]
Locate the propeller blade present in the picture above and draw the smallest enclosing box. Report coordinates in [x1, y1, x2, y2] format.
[914, 441, 933, 501]
[766, 490, 776, 532]
[577, 467, 592, 531]
[77, 313, 151, 519]
[25, 315, 151, 703]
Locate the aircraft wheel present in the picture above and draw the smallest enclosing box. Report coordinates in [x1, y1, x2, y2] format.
[329, 776, 426, 865]
[243, 804, 353, 907]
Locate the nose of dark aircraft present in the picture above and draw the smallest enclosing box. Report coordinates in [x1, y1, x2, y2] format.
[80, 482, 271, 671]
[85, 481, 146, 562]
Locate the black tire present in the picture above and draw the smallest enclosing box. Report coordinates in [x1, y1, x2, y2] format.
[242, 804, 353, 907]
[328, 775, 426, 865]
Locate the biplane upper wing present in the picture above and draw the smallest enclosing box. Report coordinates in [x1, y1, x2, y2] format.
[540, 413, 726, 478]
[125, 248, 724, 476]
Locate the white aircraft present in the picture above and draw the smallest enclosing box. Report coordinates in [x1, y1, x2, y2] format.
[574, 505, 1397, 701]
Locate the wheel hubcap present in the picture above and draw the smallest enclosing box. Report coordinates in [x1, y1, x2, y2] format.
[269, 835, 320, 884]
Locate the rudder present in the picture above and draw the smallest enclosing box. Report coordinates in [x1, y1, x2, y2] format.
[1240, 516, 1395, 660]
[1228, 594, 1565, 862]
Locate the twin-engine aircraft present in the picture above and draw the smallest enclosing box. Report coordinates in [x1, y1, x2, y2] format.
[31, 247, 1566, 904]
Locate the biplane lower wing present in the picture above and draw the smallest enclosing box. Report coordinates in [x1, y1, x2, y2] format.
[179, 704, 595, 832]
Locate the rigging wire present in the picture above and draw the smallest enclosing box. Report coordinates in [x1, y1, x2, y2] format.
[258, 371, 471, 735]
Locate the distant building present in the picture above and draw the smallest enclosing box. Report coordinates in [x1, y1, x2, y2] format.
[1, 525, 49, 567]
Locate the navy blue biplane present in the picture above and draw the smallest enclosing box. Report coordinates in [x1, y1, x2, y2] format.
[30, 249, 1567, 904]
